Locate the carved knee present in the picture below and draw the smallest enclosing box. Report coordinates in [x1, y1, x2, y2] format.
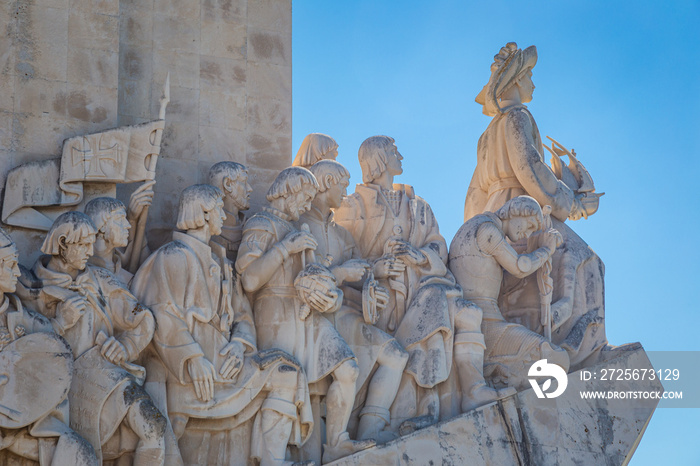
[379, 340, 409, 370]
[334, 359, 359, 385]
[454, 298, 483, 333]
[132, 398, 167, 442]
[267, 362, 300, 391]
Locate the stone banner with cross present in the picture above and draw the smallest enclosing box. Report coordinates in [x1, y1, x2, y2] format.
[2, 119, 164, 231]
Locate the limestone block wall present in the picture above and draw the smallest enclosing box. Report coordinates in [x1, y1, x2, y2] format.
[116, 0, 292, 246]
[0, 0, 121, 259]
[0, 0, 293, 260]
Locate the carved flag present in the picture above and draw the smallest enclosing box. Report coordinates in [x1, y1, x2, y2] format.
[2, 120, 164, 230]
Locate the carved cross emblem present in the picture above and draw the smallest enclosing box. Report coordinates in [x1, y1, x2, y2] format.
[71, 136, 123, 179]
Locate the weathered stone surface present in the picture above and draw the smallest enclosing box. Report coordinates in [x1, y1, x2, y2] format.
[329, 347, 660, 466]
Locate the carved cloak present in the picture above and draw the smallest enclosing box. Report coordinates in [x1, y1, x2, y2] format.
[131, 232, 312, 446]
[335, 183, 456, 388]
[18, 259, 155, 462]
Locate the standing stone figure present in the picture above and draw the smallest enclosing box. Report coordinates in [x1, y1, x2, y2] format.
[302, 160, 409, 443]
[0, 227, 97, 466]
[17, 212, 166, 465]
[335, 136, 507, 431]
[131, 184, 313, 466]
[207, 162, 253, 261]
[464, 42, 608, 368]
[292, 133, 340, 168]
[449, 196, 569, 389]
[236, 167, 375, 463]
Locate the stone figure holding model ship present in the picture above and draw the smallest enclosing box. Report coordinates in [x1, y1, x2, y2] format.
[464, 42, 608, 368]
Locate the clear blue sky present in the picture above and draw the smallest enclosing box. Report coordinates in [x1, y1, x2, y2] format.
[292, 1, 700, 464]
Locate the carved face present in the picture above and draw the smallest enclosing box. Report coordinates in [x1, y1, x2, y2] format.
[0, 247, 20, 294]
[227, 172, 252, 212]
[504, 215, 539, 242]
[517, 70, 535, 103]
[327, 176, 349, 209]
[60, 235, 96, 271]
[324, 147, 339, 160]
[286, 185, 317, 221]
[205, 200, 226, 236]
[385, 143, 403, 176]
[104, 208, 130, 248]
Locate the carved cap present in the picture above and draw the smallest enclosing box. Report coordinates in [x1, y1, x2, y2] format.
[475, 42, 537, 116]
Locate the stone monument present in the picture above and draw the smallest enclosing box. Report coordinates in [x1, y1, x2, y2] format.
[0, 1, 661, 463]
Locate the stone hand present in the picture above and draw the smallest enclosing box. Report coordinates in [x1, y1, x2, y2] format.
[188, 355, 216, 401]
[388, 239, 426, 266]
[100, 336, 128, 365]
[280, 231, 318, 255]
[308, 289, 339, 313]
[373, 285, 389, 311]
[127, 180, 155, 221]
[542, 228, 563, 252]
[219, 341, 245, 380]
[55, 295, 87, 331]
[373, 256, 405, 278]
[336, 259, 370, 283]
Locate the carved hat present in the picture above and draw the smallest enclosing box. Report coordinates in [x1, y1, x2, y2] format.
[475, 42, 537, 116]
[292, 133, 339, 168]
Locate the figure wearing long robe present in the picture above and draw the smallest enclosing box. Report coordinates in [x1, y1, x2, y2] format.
[335, 184, 457, 389]
[131, 231, 313, 463]
[464, 103, 607, 368]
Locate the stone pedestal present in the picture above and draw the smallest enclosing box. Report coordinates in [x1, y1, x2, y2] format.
[329, 346, 661, 466]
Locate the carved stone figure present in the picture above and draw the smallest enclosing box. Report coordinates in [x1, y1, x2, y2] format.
[207, 162, 253, 261]
[302, 160, 409, 443]
[292, 134, 340, 169]
[335, 136, 509, 431]
[16, 212, 166, 465]
[465, 42, 608, 368]
[236, 167, 375, 463]
[131, 184, 313, 466]
[84, 192, 153, 286]
[449, 196, 569, 389]
[0, 228, 98, 466]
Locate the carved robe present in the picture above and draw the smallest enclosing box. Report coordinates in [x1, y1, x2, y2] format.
[19, 259, 155, 462]
[131, 232, 312, 445]
[463, 103, 607, 367]
[335, 184, 456, 389]
[236, 208, 355, 385]
[299, 206, 396, 391]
